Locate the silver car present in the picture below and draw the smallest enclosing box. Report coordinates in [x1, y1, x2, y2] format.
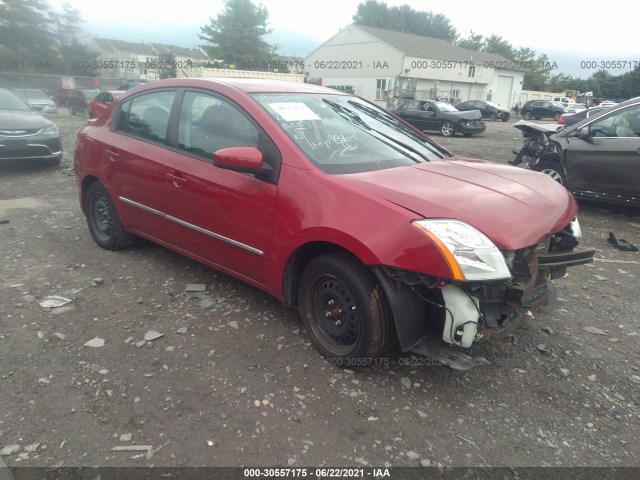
[13, 89, 58, 114]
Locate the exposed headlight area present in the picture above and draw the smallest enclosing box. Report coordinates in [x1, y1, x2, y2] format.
[412, 219, 512, 281]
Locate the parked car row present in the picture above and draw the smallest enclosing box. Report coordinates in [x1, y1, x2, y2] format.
[7, 77, 638, 369]
[389, 99, 486, 136]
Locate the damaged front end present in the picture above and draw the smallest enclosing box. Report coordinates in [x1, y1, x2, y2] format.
[373, 218, 594, 370]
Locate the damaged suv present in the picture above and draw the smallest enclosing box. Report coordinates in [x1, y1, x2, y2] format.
[74, 79, 594, 370]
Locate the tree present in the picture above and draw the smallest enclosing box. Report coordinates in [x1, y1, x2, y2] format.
[483, 35, 515, 60]
[199, 0, 277, 69]
[51, 2, 97, 75]
[0, 0, 58, 72]
[353, 0, 401, 30]
[456, 30, 484, 51]
[353, 1, 458, 42]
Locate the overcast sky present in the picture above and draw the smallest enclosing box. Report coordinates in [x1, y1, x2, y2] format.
[51, 0, 638, 78]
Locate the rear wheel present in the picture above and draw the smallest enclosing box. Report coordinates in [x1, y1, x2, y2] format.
[536, 161, 565, 184]
[84, 182, 135, 250]
[440, 121, 455, 137]
[298, 253, 394, 364]
[490, 112, 498, 121]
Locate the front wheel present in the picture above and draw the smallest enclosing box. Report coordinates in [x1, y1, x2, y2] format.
[523, 111, 532, 120]
[440, 121, 455, 137]
[298, 253, 394, 364]
[84, 182, 136, 250]
[535, 161, 565, 184]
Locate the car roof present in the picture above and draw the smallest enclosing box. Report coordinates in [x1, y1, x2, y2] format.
[121, 78, 344, 96]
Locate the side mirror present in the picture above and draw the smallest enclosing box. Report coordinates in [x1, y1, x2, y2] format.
[213, 146, 273, 179]
[577, 126, 591, 141]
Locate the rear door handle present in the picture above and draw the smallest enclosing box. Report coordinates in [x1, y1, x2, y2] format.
[105, 149, 120, 161]
[166, 172, 187, 187]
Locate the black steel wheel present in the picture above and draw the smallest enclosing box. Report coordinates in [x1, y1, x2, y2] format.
[84, 182, 135, 250]
[440, 121, 455, 137]
[298, 252, 394, 363]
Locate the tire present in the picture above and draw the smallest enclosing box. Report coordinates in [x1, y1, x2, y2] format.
[490, 112, 498, 121]
[523, 111, 532, 120]
[440, 121, 455, 137]
[298, 252, 394, 364]
[553, 112, 561, 121]
[501, 116, 509, 122]
[535, 161, 565, 184]
[84, 182, 135, 250]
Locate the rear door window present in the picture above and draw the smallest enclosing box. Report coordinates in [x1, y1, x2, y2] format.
[115, 90, 176, 144]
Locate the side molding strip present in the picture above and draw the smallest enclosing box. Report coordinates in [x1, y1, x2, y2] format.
[119, 196, 263, 256]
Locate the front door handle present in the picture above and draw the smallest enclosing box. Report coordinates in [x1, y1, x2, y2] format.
[166, 172, 187, 188]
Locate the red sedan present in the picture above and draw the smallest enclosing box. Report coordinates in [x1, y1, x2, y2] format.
[74, 79, 594, 369]
[88, 90, 125, 119]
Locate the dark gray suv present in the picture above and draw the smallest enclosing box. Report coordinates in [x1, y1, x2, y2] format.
[521, 100, 567, 121]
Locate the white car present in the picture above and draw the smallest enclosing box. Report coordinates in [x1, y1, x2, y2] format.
[552, 96, 573, 105]
[565, 103, 586, 113]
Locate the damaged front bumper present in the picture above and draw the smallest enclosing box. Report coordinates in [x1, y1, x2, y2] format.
[373, 220, 595, 369]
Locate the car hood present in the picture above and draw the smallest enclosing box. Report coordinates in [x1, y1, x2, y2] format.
[339, 159, 577, 249]
[0, 110, 51, 130]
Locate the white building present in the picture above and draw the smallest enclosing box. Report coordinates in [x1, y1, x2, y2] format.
[305, 25, 525, 109]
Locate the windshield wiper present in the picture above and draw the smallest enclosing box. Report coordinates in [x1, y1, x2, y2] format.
[347, 100, 446, 157]
[322, 99, 428, 162]
[322, 98, 372, 129]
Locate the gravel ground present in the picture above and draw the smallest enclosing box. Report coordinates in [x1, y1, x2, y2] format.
[0, 111, 639, 469]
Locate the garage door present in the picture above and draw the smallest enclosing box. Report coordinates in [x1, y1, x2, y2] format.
[493, 76, 514, 109]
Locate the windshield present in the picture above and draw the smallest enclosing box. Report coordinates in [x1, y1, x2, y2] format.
[251, 93, 446, 174]
[0, 89, 33, 111]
